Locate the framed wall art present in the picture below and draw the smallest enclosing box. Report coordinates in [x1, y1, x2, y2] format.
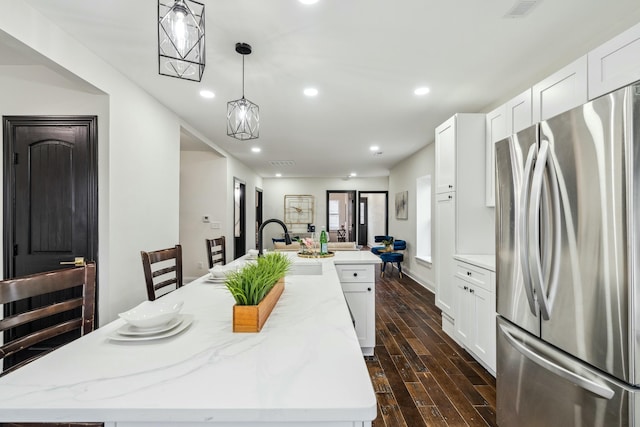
[395, 191, 408, 220]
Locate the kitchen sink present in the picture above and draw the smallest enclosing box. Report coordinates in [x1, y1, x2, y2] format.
[287, 261, 323, 276]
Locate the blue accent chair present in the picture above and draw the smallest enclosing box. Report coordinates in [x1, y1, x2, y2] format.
[371, 235, 393, 255]
[380, 240, 406, 278]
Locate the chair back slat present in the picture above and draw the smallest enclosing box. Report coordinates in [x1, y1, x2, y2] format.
[0, 268, 87, 302]
[1, 319, 82, 361]
[0, 298, 83, 331]
[0, 262, 96, 378]
[206, 236, 226, 268]
[151, 265, 177, 278]
[140, 245, 183, 301]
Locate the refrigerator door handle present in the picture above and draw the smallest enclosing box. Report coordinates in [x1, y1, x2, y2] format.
[519, 144, 538, 315]
[499, 323, 615, 400]
[528, 140, 552, 320]
[544, 148, 562, 314]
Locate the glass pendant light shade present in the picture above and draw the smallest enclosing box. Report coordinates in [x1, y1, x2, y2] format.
[227, 97, 260, 140]
[158, 0, 205, 82]
[227, 43, 259, 140]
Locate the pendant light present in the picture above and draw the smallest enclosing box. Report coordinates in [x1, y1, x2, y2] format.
[158, 0, 205, 82]
[227, 43, 259, 140]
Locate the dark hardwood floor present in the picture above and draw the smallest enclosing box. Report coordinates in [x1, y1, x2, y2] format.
[368, 265, 497, 427]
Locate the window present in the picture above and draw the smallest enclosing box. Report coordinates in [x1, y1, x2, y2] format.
[416, 175, 432, 263]
[329, 199, 340, 230]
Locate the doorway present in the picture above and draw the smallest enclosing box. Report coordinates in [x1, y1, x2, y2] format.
[326, 190, 356, 242]
[358, 191, 388, 247]
[234, 178, 246, 259]
[3, 115, 99, 370]
[255, 187, 263, 249]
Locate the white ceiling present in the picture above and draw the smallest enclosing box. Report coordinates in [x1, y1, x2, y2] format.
[14, 0, 640, 178]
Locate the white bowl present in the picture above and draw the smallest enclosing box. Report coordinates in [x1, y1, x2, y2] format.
[118, 300, 184, 330]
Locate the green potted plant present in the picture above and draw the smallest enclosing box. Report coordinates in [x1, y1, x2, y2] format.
[226, 252, 292, 332]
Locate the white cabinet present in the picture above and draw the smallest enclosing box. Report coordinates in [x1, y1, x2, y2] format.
[588, 22, 640, 99]
[435, 192, 455, 317]
[485, 90, 532, 208]
[335, 263, 375, 356]
[485, 106, 507, 207]
[435, 117, 456, 194]
[532, 55, 588, 122]
[434, 114, 493, 329]
[453, 260, 496, 374]
[506, 88, 532, 133]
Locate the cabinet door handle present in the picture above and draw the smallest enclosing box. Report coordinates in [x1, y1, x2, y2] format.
[448, 195, 452, 199]
[470, 288, 475, 294]
[463, 286, 468, 291]
[467, 271, 471, 276]
[367, 287, 372, 292]
[353, 272, 358, 277]
[448, 184, 453, 188]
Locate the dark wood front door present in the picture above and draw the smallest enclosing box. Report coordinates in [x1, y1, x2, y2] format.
[234, 178, 246, 259]
[4, 116, 98, 277]
[3, 116, 98, 370]
[358, 197, 368, 246]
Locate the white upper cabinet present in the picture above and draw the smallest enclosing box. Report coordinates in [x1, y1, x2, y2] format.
[532, 55, 588, 122]
[506, 88, 532, 134]
[485, 106, 507, 207]
[588, 22, 640, 100]
[435, 116, 456, 194]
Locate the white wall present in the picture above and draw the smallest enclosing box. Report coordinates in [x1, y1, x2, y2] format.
[261, 177, 389, 248]
[1, 1, 182, 323]
[179, 150, 227, 280]
[388, 143, 436, 292]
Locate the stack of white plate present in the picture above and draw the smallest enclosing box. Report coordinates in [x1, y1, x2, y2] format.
[110, 300, 192, 342]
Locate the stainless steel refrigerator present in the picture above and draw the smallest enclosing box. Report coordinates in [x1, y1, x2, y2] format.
[495, 81, 640, 426]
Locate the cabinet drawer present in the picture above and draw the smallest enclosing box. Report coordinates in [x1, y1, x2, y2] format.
[335, 264, 374, 283]
[455, 262, 492, 291]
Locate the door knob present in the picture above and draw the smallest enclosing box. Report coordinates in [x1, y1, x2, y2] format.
[60, 257, 85, 267]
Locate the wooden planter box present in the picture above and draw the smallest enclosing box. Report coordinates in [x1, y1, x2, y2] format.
[232, 279, 285, 332]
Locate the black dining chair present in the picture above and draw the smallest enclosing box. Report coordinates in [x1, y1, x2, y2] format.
[0, 262, 97, 376]
[140, 244, 183, 301]
[0, 262, 103, 426]
[206, 236, 226, 268]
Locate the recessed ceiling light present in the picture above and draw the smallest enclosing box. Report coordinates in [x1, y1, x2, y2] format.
[350, 172, 357, 177]
[304, 87, 318, 97]
[414, 87, 430, 96]
[200, 90, 215, 98]
[299, 0, 319, 4]
[369, 145, 379, 151]
[251, 147, 261, 153]
[275, 173, 282, 177]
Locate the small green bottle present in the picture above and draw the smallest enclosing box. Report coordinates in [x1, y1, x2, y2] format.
[320, 226, 328, 254]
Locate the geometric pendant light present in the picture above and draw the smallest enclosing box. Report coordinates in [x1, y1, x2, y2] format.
[158, 0, 205, 82]
[227, 42, 260, 140]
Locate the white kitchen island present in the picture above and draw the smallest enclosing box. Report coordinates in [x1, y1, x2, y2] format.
[0, 251, 381, 426]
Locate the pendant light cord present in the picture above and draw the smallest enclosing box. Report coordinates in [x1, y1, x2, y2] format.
[242, 55, 245, 99]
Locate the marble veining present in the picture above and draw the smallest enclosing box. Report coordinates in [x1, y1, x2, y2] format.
[0, 251, 380, 425]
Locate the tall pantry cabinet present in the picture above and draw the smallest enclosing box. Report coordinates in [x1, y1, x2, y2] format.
[434, 113, 494, 335]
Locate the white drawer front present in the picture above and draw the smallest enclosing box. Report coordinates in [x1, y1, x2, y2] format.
[335, 264, 374, 283]
[455, 262, 492, 291]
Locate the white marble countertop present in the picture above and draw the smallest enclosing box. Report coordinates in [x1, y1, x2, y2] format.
[454, 254, 496, 272]
[331, 250, 382, 265]
[0, 253, 378, 425]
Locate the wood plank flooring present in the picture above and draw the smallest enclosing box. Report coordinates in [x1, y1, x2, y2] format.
[368, 265, 497, 427]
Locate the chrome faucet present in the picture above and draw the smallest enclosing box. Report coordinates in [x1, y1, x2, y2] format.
[257, 219, 292, 256]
